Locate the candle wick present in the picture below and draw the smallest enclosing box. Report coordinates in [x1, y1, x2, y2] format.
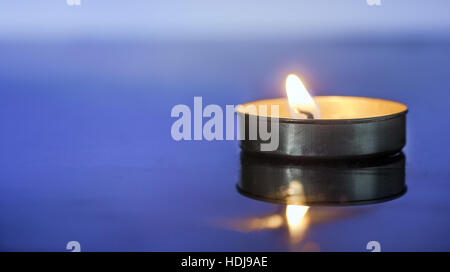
[294, 108, 314, 119]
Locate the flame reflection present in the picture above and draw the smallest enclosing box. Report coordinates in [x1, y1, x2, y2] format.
[218, 205, 361, 250]
[286, 205, 310, 243]
[219, 205, 311, 244]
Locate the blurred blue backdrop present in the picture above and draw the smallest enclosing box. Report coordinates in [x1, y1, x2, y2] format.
[1, 0, 450, 39]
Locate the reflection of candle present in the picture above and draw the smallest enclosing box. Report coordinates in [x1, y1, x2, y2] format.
[237, 74, 408, 158]
[238, 151, 406, 206]
[285, 205, 309, 244]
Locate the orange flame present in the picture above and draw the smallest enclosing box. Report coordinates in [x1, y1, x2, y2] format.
[286, 205, 310, 243]
[285, 74, 320, 119]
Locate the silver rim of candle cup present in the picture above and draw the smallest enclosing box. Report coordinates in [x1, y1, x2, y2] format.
[238, 108, 408, 159]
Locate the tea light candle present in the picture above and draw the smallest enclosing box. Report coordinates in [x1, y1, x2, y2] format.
[237, 74, 408, 159]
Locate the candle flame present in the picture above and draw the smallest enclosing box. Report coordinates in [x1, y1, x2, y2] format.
[286, 205, 309, 226]
[285, 74, 320, 119]
[286, 205, 310, 243]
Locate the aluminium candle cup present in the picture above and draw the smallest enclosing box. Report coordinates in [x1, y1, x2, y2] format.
[237, 96, 408, 159]
[237, 152, 406, 206]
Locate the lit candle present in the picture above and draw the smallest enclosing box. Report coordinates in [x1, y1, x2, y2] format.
[237, 74, 408, 158]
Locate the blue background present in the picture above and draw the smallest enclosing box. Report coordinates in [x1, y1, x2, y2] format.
[0, 1, 449, 251]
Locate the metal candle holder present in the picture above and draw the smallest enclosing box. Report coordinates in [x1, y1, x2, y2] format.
[237, 96, 408, 159]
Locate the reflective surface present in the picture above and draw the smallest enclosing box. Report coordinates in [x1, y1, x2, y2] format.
[238, 152, 406, 206]
[0, 39, 449, 251]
